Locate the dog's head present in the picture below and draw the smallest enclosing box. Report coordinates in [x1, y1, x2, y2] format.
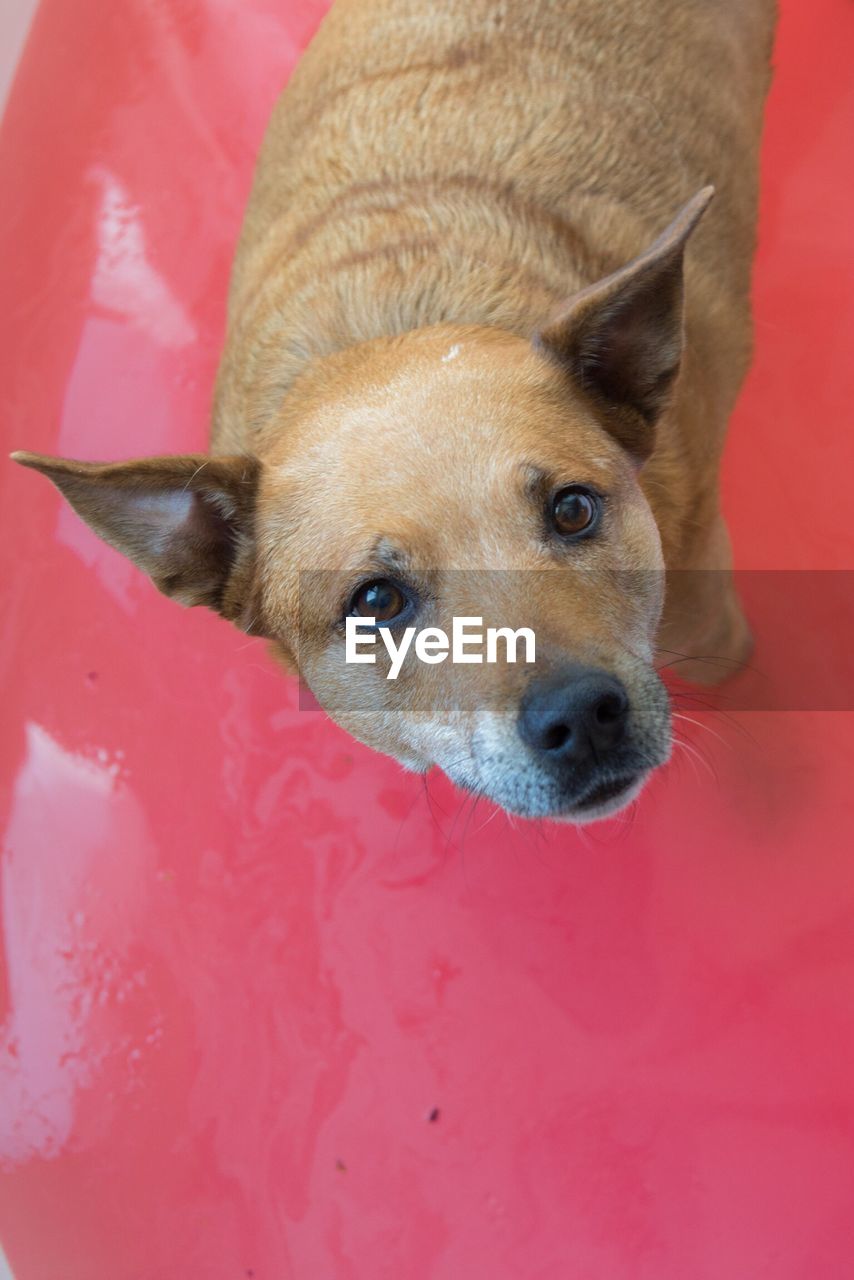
[14, 190, 711, 820]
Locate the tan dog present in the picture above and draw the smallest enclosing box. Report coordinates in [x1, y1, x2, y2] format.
[14, 0, 776, 820]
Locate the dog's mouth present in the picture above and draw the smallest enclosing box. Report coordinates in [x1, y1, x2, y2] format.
[578, 774, 638, 807]
[453, 759, 650, 823]
[560, 771, 646, 820]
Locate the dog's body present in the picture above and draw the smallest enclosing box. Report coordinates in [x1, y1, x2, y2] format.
[216, 0, 772, 587]
[15, 0, 777, 820]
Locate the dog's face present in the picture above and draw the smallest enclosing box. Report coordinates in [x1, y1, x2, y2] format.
[258, 326, 670, 820]
[14, 191, 711, 821]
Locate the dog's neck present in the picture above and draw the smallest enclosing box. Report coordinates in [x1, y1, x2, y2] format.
[212, 180, 611, 444]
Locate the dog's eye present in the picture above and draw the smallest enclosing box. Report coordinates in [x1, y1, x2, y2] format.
[349, 578, 408, 622]
[552, 486, 601, 538]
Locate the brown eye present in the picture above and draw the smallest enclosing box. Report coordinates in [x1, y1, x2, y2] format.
[552, 486, 600, 538]
[350, 579, 409, 622]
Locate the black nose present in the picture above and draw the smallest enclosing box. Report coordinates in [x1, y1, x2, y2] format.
[518, 666, 629, 764]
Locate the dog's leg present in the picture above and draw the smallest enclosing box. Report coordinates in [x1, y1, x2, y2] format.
[657, 515, 753, 687]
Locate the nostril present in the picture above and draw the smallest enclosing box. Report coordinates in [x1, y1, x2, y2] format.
[593, 691, 627, 726]
[542, 721, 571, 751]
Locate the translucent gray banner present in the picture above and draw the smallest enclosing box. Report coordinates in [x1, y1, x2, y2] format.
[295, 570, 854, 712]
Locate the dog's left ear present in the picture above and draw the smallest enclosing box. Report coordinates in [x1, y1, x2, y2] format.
[534, 187, 714, 460]
[11, 450, 261, 625]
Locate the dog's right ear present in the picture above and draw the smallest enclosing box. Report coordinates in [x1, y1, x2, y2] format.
[534, 187, 714, 461]
[11, 450, 262, 628]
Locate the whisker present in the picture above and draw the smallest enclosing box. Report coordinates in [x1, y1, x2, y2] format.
[672, 733, 718, 783]
[181, 460, 209, 491]
[655, 645, 760, 679]
[672, 710, 730, 750]
[472, 802, 502, 835]
[420, 773, 446, 836]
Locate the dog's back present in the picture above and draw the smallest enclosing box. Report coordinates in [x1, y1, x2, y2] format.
[214, 0, 776, 452]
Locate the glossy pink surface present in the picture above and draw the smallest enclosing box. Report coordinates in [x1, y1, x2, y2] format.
[1, 2, 853, 1276]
